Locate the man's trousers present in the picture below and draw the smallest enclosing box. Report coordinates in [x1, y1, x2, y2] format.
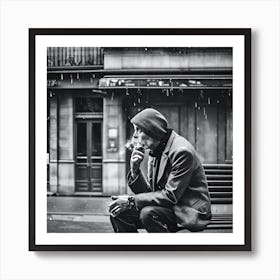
[110, 206, 179, 233]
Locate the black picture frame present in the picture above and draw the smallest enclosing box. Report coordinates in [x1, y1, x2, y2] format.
[29, 28, 251, 251]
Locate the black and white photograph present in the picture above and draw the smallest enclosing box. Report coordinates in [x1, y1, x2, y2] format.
[29, 29, 251, 250]
[3, 0, 280, 278]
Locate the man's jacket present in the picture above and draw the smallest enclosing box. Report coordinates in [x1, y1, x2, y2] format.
[128, 130, 212, 232]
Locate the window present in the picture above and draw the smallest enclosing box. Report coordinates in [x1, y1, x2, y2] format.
[75, 98, 103, 113]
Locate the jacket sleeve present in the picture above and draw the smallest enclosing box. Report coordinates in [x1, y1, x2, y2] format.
[134, 149, 194, 209]
[127, 170, 152, 194]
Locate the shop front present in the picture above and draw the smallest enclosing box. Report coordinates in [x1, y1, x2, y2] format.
[47, 47, 232, 196]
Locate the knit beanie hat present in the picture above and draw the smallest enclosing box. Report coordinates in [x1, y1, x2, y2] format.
[131, 108, 168, 141]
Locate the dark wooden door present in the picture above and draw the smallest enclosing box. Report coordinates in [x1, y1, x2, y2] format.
[75, 121, 102, 192]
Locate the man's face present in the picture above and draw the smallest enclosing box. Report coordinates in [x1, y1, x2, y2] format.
[132, 125, 158, 151]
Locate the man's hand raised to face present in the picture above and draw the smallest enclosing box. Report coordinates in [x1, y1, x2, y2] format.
[130, 148, 145, 179]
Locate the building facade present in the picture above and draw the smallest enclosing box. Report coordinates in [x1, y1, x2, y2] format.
[47, 47, 232, 196]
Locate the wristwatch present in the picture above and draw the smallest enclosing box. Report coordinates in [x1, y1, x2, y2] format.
[128, 196, 136, 209]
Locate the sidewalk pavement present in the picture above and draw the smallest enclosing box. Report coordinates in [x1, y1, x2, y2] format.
[47, 196, 232, 233]
[48, 196, 112, 215]
[47, 196, 114, 233]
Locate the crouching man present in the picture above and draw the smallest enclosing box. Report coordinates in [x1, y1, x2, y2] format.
[109, 108, 212, 233]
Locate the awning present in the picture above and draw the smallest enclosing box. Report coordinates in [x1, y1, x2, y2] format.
[99, 75, 232, 89]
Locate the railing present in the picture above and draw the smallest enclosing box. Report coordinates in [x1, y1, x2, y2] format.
[47, 47, 104, 67]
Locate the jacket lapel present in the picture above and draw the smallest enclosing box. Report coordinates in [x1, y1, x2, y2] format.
[147, 157, 154, 183]
[147, 157, 156, 190]
[156, 131, 176, 184]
